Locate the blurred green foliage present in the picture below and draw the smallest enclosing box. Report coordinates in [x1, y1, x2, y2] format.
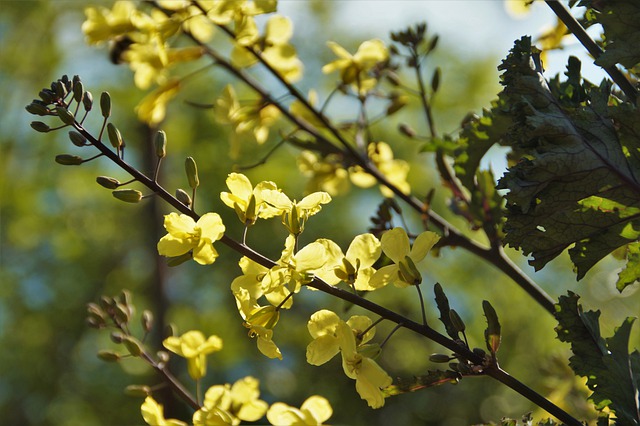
[1, 1, 639, 425]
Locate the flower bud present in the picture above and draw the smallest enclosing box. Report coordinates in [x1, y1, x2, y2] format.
[110, 331, 125, 344]
[141, 310, 154, 333]
[39, 89, 55, 104]
[30, 121, 50, 133]
[55, 154, 83, 165]
[68, 131, 87, 147]
[96, 176, 121, 189]
[107, 123, 123, 149]
[26, 102, 50, 116]
[122, 336, 143, 357]
[125, 385, 151, 397]
[56, 106, 76, 126]
[185, 157, 199, 189]
[83, 91, 93, 111]
[98, 350, 121, 362]
[167, 252, 192, 267]
[429, 353, 452, 363]
[112, 189, 143, 203]
[155, 130, 167, 158]
[100, 91, 111, 118]
[73, 81, 84, 103]
[157, 350, 170, 364]
[398, 123, 416, 138]
[86, 316, 106, 329]
[53, 80, 67, 99]
[61, 75, 72, 93]
[114, 302, 131, 324]
[175, 188, 192, 207]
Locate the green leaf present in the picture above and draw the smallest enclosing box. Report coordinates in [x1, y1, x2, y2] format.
[433, 283, 459, 340]
[383, 369, 461, 396]
[482, 300, 501, 356]
[554, 292, 640, 424]
[496, 37, 640, 280]
[617, 242, 640, 291]
[579, 0, 640, 69]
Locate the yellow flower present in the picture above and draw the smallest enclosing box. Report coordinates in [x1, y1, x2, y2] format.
[214, 85, 281, 157]
[298, 151, 350, 196]
[233, 286, 283, 359]
[369, 228, 439, 289]
[267, 395, 333, 425]
[141, 396, 188, 426]
[136, 79, 181, 124]
[261, 190, 331, 236]
[82, 1, 139, 45]
[163, 330, 223, 380]
[504, 0, 535, 18]
[322, 39, 388, 94]
[157, 212, 225, 265]
[349, 142, 410, 197]
[194, 377, 269, 425]
[220, 173, 281, 225]
[306, 310, 390, 408]
[324, 233, 382, 291]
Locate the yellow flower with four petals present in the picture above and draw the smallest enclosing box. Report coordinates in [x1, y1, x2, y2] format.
[157, 212, 225, 265]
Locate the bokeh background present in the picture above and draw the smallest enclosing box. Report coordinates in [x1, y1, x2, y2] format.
[1, 1, 638, 425]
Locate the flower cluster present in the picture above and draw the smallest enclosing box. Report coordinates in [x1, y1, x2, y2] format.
[306, 310, 392, 408]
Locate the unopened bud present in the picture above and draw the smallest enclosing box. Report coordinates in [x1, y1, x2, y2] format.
[83, 91, 94, 111]
[55, 154, 84, 165]
[125, 385, 151, 397]
[86, 316, 105, 329]
[96, 176, 121, 189]
[39, 89, 55, 104]
[31, 121, 51, 133]
[122, 336, 143, 357]
[98, 350, 121, 362]
[100, 91, 111, 118]
[185, 157, 199, 189]
[398, 123, 416, 138]
[141, 310, 154, 333]
[114, 301, 131, 324]
[157, 351, 170, 364]
[110, 331, 125, 344]
[53, 80, 67, 99]
[175, 188, 192, 207]
[26, 102, 50, 116]
[167, 252, 192, 266]
[107, 123, 123, 149]
[68, 131, 87, 147]
[61, 75, 72, 93]
[112, 189, 143, 203]
[73, 81, 84, 103]
[155, 130, 167, 158]
[56, 106, 75, 126]
[429, 353, 452, 363]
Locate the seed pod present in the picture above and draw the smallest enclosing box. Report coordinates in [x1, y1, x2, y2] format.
[175, 189, 192, 207]
[97, 350, 121, 362]
[56, 106, 76, 126]
[100, 91, 111, 118]
[68, 131, 87, 147]
[107, 123, 123, 149]
[30, 121, 50, 133]
[55, 154, 83, 165]
[83, 91, 93, 111]
[112, 189, 143, 203]
[26, 102, 50, 116]
[155, 130, 167, 158]
[96, 176, 121, 189]
[185, 157, 199, 189]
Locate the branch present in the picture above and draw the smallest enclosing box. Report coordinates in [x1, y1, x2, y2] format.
[70, 120, 578, 425]
[544, 0, 637, 103]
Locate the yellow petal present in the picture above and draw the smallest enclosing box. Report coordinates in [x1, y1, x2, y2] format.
[265, 15, 292, 45]
[307, 309, 341, 337]
[164, 212, 196, 236]
[192, 239, 218, 265]
[345, 234, 381, 268]
[355, 358, 392, 409]
[300, 395, 333, 424]
[380, 228, 410, 263]
[409, 230, 440, 263]
[157, 234, 191, 258]
[306, 334, 340, 366]
[197, 213, 225, 242]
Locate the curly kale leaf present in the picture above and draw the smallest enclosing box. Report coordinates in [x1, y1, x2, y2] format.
[555, 292, 640, 425]
[497, 36, 640, 284]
